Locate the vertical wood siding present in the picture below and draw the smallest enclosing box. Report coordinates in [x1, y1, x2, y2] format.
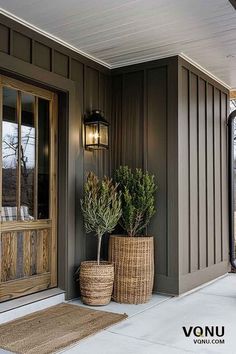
[179, 67, 190, 275]
[221, 93, 229, 262]
[147, 67, 168, 277]
[189, 73, 199, 272]
[178, 58, 229, 293]
[0, 13, 230, 296]
[207, 84, 215, 267]
[111, 71, 144, 170]
[0, 14, 111, 273]
[198, 78, 207, 269]
[112, 56, 229, 295]
[122, 72, 144, 169]
[111, 57, 179, 294]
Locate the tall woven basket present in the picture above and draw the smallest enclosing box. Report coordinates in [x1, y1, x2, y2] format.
[79, 261, 114, 306]
[108, 235, 154, 304]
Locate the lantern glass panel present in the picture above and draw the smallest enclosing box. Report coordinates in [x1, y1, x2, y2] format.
[99, 124, 108, 146]
[86, 123, 99, 146]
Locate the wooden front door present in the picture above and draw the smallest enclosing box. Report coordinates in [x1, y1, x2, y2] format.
[0, 76, 57, 302]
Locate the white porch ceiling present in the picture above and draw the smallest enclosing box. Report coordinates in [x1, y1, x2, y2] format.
[0, 0, 236, 88]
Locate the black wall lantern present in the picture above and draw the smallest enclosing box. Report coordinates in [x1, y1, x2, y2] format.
[84, 110, 109, 150]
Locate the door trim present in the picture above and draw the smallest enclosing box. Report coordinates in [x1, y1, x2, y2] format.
[0, 75, 58, 299]
[0, 50, 84, 300]
[49, 92, 58, 287]
[0, 76, 54, 100]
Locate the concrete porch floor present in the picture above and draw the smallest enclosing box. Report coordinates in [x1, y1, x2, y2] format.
[1, 274, 236, 354]
[67, 274, 236, 354]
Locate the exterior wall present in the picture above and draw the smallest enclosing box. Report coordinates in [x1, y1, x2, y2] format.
[178, 57, 229, 293]
[0, 14, 111, 299]
[111, 57, 179, 294]
[0, 14, 230, 298]
[111, 56, 230, 295]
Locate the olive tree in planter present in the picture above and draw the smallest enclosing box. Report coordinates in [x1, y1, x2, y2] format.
[108, 166, 156, 304]
[79, 172, 122, 306]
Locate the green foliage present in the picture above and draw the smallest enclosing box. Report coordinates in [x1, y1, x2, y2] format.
[115, 166, 156, 236]
[81, 172, 122, 264]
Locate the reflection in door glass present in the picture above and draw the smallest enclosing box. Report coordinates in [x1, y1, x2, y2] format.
[2, 87, 18, 221]
[21, 92, 35, 219]
[1, 87, 52, 222]
[38, 98, 49, 219]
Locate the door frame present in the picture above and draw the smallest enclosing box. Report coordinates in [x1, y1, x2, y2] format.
[0, 75, 58, 299]
[0, 50, 84, 300]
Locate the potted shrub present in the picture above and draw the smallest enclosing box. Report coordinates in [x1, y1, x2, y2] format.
[108, 166, 156, 304]
[79, 172, 122, 306]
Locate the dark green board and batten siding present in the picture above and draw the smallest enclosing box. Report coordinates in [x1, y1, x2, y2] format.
[0, 14, 111, 299]
[178, 57, 229, 293]
[0, 16, 111, 183]
[111, 57, 179, 294]
[0, 13, 230, 297]
[111, 57, 229, 295]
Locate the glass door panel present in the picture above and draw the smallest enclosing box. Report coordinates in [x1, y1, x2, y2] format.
[38, 98, 49, 219]
[2, 87, 18, 221]
[21, 92, 35, 220]
[1, 90, 51, 222]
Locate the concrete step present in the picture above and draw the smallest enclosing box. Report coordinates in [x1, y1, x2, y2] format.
[0, 288, 65, 324]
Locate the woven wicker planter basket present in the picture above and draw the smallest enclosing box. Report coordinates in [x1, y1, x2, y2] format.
[79, 261, 114, 306]
[108, 235, 154, 304]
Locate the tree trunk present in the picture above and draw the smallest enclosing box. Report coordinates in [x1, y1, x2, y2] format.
[97, 235, 102, 265]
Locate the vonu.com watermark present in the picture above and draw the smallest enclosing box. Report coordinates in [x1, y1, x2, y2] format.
[182, 326, 225, 344]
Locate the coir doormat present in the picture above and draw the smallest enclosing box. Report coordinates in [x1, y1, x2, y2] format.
[0, 303, 127, 354]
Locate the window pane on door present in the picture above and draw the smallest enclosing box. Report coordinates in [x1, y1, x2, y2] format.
[38, 98, 49, 219]
[2, 87, 18, 221]
[21, 92, 35, 220]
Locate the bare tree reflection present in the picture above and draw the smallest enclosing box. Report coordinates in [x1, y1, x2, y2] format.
[2, 123, 35, 216]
